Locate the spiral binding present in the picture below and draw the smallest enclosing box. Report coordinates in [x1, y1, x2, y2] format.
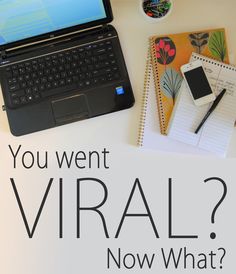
[137, 47, 152, 146]
[150, 37, 166, 135]
[191, 52, 236, 71]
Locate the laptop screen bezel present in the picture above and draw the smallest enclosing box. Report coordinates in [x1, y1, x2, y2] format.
[0, 0, 113, 51]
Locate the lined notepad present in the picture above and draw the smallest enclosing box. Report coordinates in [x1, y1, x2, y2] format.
[167, 53, 236, 156]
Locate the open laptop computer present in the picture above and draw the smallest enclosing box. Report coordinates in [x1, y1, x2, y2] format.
[0, 0, 134, 136]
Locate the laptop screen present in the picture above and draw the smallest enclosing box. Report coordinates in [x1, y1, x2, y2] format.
[0, 0, 108, 46]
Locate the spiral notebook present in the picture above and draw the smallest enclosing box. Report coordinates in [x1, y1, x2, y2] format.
[137, 50, 213, 155]
[167, 53, 236, 156]
[148, 28, 229, 135]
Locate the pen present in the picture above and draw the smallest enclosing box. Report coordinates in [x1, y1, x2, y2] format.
[194, 88, 227, 134]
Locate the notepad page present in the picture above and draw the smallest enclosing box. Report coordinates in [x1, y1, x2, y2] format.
[168, 53, 236, 156]
[198, 68, 236, 156]
[167, 82, 215, 146]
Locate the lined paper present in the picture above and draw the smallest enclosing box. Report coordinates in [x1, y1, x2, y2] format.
[168, 53, 236, 157]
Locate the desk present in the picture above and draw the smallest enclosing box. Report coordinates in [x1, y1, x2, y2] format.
[1, 2, 236, 274]
[1, 0, 236, 156]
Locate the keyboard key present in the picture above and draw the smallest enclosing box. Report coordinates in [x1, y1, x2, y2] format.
[26, 88, 32, 95]
[99, 54, 107, 61]
[12, 98, 20, 105]
[73, 76, 79, 82]
[18, 76, 24, 82]
[39, 84, 45, 91]
[19, 68, 25, 74]
[9, 84, 20, 91]
[52, 67, 57, 73]
[37, 59, 44, 64]
[34, 94, 41, 100]
[73, 55, 79, 60]
[81, 67, 88, 73]
[78, 82, 85, 88]
[53, 81, 59, 88]
[46, 83, 52, 89]
[105, 68, 112, 73]
[39, 63, 45, 69]
[27, 95, 33, 102]
[94, 48, 106, 55]
[55, 73, 60, 79]
[33, 86, 39, 93]
[25, 66, 32, 72]
[8, 78, 18, 85]
[85, 45, 92, 51]
[25, 74, 30, 80]
[66, 78, 72, 84]
[61, 72, 67, 78]
[85, 80, 91, 86]
[88, 65, 94, 71]
[35, 79, 40, 85]
[20, 96, 27, 104]
[112, 66, 119, 71]
[79, 73, 86, 80]
[86, 72, 92, 78]
[59, 79, 65, 86]
[11, 89, 25, 97]
[41, 77, 48, 83]
[12, 70, 19, 76]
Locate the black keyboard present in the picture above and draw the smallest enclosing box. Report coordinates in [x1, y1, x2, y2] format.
[3, 40, 121, 108]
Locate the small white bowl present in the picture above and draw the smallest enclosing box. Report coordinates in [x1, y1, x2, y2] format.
[140, 0, 173, 23]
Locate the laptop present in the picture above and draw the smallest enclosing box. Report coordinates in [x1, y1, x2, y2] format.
[0, 0, 134, 136]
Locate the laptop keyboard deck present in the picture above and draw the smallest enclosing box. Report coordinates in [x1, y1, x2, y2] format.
[3, 39, 121, 108]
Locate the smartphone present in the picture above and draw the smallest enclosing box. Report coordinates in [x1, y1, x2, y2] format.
[181, 60, 215, 106]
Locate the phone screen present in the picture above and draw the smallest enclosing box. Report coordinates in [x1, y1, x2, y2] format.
[184, 67, 213, 100]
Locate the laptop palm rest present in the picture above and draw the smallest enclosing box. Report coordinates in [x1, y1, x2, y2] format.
[52, 94, 90, 125]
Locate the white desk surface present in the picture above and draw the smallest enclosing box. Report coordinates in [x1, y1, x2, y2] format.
[1, 2, 236, 274]
[0, 0, 236, 157]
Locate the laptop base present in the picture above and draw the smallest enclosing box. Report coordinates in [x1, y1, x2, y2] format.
[0, 25, 135, 136]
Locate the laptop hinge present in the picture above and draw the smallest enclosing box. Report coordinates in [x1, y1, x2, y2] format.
[102, 24, 110, 32]
[1, 25, 109, 61]
[0, 50, 7, 62]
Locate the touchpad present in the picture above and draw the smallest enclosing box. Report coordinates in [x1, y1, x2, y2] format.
[52, 94, 90, 125]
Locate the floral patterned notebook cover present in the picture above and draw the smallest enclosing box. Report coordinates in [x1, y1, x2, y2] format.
[150, 28, 229, 135]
